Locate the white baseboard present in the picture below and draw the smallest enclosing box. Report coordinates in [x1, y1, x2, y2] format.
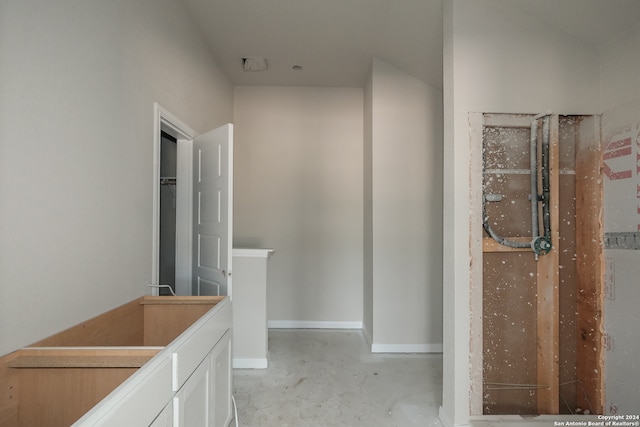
[267, 320, 363, 329]
[232, 358, 268, 369]
[371, 343, 443, 353]
[266, 322, 441, 354]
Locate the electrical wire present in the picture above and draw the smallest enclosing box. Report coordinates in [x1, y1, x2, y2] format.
[147, 284, 176, 296]
[231, 394, 239, 427]
[484, 382, 549, 391]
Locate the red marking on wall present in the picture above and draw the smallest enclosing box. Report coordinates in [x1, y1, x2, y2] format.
[603, 137, 633, 180]
[604, 162, 632, 180]
[607, 137, 632, 150]
[604, 146, 632, 160]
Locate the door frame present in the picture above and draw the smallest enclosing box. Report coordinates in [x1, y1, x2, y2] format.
[152, 103, 197, 296]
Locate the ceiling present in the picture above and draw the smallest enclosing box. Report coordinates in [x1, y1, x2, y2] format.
[182, 0, 443, 88]
[182, 0, 640, 89]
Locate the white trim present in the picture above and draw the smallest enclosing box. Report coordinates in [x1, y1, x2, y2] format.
[24, 346, 165, 351]
[232, 358, 268, 369]
[468, 112, 484, 415]
[175, 140, 193, 296]
[232, 248, 275, 258]
[438, 406, 456, 427]
[362, 326, 373, 350]
[152, 103, 197, 296]
[156, 103, 197, 138]
[267, 320, 363, 330]
[370, 343, 443, 353]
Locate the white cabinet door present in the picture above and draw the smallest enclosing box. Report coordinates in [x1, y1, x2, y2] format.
[173, 331, 232, 427]
[210, 332, 232, 427]
[150, 402, 173, 427]
[174, 357, 211, 427]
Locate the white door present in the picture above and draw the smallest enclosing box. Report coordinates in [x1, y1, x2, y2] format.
[192, 124, 233, 298]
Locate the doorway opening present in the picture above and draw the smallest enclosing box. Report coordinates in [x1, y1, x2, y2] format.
[152, 104, 234, 298]
[159, 131, 178, 295]
[152, 103, 197, 296]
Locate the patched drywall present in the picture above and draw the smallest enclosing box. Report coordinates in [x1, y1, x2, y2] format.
[601, 100, 640, 415]
[599, 21, 640, 416]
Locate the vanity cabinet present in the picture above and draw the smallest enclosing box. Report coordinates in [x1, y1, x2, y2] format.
[0, 296, 233, 427]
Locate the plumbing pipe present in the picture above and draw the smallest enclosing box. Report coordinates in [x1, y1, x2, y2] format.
[482, 199, 531, 249]
[541, 115, 551, 240]
[530, 117, 540, 239]
[482, 112, 553, 255]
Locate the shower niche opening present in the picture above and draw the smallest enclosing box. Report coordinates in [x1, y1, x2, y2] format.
[471, 113, 604, 415]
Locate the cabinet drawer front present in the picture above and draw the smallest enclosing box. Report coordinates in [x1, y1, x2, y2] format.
[172, 298, 231, 391]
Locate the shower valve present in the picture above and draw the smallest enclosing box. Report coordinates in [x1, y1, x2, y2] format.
[531, 236, 552, 255]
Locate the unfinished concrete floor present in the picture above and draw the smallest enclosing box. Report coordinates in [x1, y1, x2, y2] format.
[232, 329, 443, 427]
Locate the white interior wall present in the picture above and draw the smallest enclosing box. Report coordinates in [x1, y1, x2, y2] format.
[442, 0, 600, 424]
[600, 23, 640, 113]
[232, 86, 364, 326]
[599, 23, 640, 415]
[0, 0, 233, 356]
[369, 59, 443, 352]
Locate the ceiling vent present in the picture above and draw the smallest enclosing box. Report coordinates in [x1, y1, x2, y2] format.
[242, 57, 268, 72]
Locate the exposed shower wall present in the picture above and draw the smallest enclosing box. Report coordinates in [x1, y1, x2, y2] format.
[479, 115, 594, 415]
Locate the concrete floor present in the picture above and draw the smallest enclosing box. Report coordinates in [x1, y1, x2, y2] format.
[232, 329, 443, 427]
